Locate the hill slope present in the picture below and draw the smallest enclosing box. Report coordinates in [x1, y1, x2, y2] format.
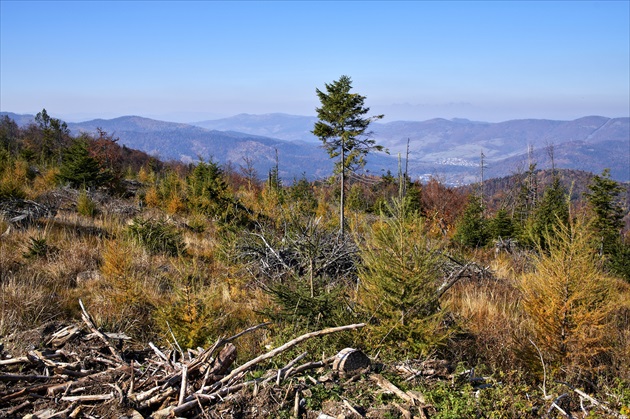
[3, 112, 627, 183]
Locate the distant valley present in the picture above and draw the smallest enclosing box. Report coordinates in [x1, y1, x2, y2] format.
[2, 112, 628, 184]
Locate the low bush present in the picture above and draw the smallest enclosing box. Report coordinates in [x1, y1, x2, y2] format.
[126, 217, 185, 256]
[76, 189, 97, 217]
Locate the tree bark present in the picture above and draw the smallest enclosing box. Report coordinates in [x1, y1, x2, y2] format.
[340, 137, 346, 238]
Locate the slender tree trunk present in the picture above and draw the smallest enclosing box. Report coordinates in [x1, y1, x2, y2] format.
[340, 138, 345, 238]
[309, 258, 314, 298]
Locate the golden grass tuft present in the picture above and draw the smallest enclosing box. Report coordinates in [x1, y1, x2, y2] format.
[32, 166, 60, 196]
[0, 273, 60, 336]
[0, 158, 29, 198]
[100, 239, 134, 279]
[144, 185, 161, 208]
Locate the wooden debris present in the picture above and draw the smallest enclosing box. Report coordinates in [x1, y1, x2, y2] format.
[0, 198, 57, 227]
[60, 393, 114, 402]
[571, 386, 629, 419]
[78, 299, 124, 363]
[293, 388, 301, 418]
[0, 356, 30, 366]
[45, 325, 81, 348]
[396, 359, 452, 381]
[369, 373, 426, 405]
[333, 348, 370, 378]
[392, 401, 412, 419]
[157, 323, 367, 417]
[217, 323, 365, 389]
[0, 310, 368, 418]
[343, 398, 364, 417]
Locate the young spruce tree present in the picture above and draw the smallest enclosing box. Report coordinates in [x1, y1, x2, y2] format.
[358, 198, 448, 357]
[57, 137, 111, 189]
[454, 195, 489, 247]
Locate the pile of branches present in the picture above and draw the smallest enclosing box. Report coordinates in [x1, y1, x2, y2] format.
[240, 219, 359, 286]
[0, 300, 369, 418]
[0, 198, 57, 229]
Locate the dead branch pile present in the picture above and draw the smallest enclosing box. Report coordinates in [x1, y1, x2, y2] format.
[240, 220, 359, 287]
[0, 300, 372, 418]
[0, 198, 57, 228]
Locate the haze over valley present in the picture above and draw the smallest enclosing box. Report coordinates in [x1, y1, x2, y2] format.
[3, 111, 628, 184]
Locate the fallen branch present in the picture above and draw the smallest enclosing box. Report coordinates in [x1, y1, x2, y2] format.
[60, 393, 114, 402]
[217, 323, 365, 388]
[370, 373, 426, 406]
[569, 386, 628, 419]
[166, 324, 365, 417]
[78, 299, 124, 363]
[370, 373, 415, 404]
[436, 262, 472, 299]
[0, 356, 30, 366]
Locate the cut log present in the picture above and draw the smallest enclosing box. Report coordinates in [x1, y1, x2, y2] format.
[206, 343, 237, 378]
[332, 348, 370, 377]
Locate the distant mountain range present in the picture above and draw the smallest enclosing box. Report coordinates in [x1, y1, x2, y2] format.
[162, 113, 630, 183]
[2, 112, 628, 184]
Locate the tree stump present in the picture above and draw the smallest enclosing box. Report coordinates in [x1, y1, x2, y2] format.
[332, 348, 370, 377]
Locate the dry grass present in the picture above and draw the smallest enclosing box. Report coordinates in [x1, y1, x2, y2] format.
[443, 252, 530, 374]
[31, 166, 60, 196]
[181, 216, 219, 260]
[0, 273, 60, 337]
[0, 214, 108, 335]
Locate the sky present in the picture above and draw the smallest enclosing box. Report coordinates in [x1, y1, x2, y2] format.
[1, 1, 629, 123]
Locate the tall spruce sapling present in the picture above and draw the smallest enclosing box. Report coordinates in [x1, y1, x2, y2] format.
[454, 195, 490, 248]
[585, 169, 629, 280]
[186, 159, 230, 216]
[584, 169, 625, 253]
[528, 175, 569, 249]
[358, 198, 448, 356]
[312, 75, 384, 236]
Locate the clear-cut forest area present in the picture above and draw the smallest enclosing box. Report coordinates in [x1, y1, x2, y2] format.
[1, 110, 629, 418]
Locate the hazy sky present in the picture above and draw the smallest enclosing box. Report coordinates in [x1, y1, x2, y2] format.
[1, 1, 628, 122]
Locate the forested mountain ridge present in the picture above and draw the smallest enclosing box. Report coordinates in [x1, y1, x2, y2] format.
[191, 113, 629, 181]
[2, 112, 628, 183]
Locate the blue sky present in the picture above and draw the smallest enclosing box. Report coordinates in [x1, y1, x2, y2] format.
[1, 1, 628, 122]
